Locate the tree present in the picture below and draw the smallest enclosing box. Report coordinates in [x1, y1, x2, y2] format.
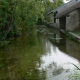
[0, 0, 63, 40]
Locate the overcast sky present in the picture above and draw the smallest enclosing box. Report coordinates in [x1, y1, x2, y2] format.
[49, 0, 70, 3]
[64, 0, 70, 3]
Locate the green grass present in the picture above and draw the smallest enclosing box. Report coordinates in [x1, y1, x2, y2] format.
[72, 31, 80, 36]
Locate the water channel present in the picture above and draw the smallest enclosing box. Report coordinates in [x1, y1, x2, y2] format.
[0, 26, 80, 80]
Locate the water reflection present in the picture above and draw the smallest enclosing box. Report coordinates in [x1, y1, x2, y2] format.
[0, 27, 80, 80]
[37, 28, 80, 80]
[0, 28, 45, 80]
[39, 41, 79, 70]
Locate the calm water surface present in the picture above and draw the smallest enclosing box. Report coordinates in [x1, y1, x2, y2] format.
[0, 26, 80, 80]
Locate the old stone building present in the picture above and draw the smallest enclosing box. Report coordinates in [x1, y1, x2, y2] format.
[47, 0, 80, 31]
[66, 9, 80, 31]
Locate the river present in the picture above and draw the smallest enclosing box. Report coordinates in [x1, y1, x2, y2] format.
[0, 26, 80, 80]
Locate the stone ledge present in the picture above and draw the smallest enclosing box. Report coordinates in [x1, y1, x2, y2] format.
[69, 32, 80, 42]
[59, 29, 80, 43]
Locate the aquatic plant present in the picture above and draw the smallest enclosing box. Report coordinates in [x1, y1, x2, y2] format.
[65, 71, 80, 80]
[64, 63, 80, 80]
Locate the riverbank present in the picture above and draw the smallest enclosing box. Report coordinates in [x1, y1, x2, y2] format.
[47, 22, 80, 43]
[68, 32, 80, 42]
[60, 29, 80, 43]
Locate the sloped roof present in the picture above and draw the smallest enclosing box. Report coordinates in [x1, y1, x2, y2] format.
[47, 0, 80, 18]
[55, 0, 80, 18]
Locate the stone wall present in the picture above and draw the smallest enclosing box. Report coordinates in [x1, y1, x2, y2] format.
[66, 9, 80, 31]
[46, 9, 80, 31]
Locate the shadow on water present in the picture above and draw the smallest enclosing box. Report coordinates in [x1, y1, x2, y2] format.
[0, 26, 80, 80]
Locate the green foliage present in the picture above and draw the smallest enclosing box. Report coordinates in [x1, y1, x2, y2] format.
[0, 0, 45, 35]
[44, 0, 63, 14]
[0, 0, 63, 43]
[64, 63, 80, 80]
[0, 41, 10, 47]
[44, 0, 63, 23]
[66, 32, 76, 40]
[65, 71, 80, 80]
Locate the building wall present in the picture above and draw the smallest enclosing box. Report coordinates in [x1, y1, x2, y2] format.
[46, 9, 80, 31]
[66, 9, 80, 31]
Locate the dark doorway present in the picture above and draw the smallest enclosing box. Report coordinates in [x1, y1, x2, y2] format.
[59, 17, 66, 30]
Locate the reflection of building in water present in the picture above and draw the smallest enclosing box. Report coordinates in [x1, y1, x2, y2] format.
[49, 29, 66, 52]
[48, 29, 80, 61]
[56, 31, 80, 61]
[39, 37, 79, 80]
[66, 40, 80, 60]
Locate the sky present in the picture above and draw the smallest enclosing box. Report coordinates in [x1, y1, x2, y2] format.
[50, 0, 70, 3]
[64, 0, 70, 3]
